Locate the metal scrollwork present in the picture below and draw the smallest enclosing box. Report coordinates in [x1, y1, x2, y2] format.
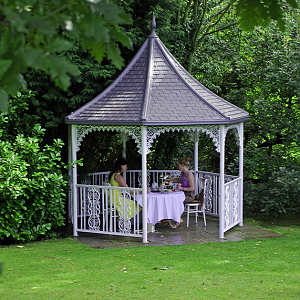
[233, 181, 239, 223]
[224, 185, 230, 227]
[117, 190, 132, 233]
[137, 171, 151, 188]
[87, 188, 101, 230]
[203, 174, 213, 212]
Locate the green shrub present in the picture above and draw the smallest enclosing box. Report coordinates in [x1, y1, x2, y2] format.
[244, 166, 300, 217]
[0, 94, 67, 243]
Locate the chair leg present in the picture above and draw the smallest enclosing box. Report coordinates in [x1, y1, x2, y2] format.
[187, 206, 190, 227]
[203, 209, 206, 226]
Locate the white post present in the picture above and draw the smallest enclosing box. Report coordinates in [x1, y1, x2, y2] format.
[194, 130, 199, 194]
[71, 125, 78, 236]
[141, 126, 148, 243]
[239, 122, 244, 226]
[122, 132, 127, 182]
[67, 125, 72, 222]
[219, 125, 226, 239]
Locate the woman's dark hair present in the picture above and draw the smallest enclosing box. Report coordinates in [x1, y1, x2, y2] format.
[108, 157, 128, 182]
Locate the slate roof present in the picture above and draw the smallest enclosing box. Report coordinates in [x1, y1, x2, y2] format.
[65, 15, 249, 126]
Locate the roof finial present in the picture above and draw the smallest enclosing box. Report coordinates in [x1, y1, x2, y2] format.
[151, 13, 156, 30]
[148, 12, 157, 38]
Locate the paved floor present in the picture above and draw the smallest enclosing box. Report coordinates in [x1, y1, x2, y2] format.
[64, 215, 286, 249]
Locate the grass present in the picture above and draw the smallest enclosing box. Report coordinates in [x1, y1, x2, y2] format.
[1, 218, 300, 299]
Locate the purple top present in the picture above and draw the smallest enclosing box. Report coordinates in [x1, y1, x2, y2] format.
[180, 171, 190, 188]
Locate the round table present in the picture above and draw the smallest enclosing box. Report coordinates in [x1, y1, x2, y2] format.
[139, 191, 185, 224]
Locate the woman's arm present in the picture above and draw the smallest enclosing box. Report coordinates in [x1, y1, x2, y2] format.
[170, 177, 179, 183]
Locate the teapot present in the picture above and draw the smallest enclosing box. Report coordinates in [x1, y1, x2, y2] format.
[151, 182, 158, 191]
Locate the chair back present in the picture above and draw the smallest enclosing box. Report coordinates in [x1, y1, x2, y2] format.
[186, 177, 207, 227]
[197, 178, 207, 193]
[197, 178, 207, 206]
[103, 182, 111, 186]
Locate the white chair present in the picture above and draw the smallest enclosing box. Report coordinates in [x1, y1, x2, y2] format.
[186, 178, 207, 227]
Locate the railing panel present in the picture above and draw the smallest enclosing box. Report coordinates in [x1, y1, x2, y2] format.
[224, 177, 242, 232]
[75, 184, 142, 237]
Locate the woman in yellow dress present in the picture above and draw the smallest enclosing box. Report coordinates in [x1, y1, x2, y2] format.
[108, 158, 141, 225]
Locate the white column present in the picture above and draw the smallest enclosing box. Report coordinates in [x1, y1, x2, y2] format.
[141, 126, 148, 243]
[219, 125, 226, 239]
[71, 125, 78, 236]
[194, 130, 199, 194]
[239, 122, 244, 226]
[67, 125, 72, 222]
[121, 132, 127, 182]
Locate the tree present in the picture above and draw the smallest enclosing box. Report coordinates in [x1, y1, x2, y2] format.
[218, 16, 300, 216]
[177, 0, 237, 72]
[174, 0, 299, 72]
[236, 0, 298, 31]
[23, 41, 121, 156]
[0, 0, 132, 110]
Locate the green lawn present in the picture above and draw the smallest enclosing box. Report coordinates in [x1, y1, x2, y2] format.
[1, 218, 300, 299]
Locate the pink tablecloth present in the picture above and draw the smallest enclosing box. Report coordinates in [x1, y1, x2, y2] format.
[139, 191, 185, 224]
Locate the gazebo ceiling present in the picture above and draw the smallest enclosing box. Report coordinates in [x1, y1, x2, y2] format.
[65, 15, 249, 126]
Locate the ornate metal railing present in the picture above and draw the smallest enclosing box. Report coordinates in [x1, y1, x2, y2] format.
[68, 170, 240, 239]
[75, 184, 142, 237]
[224, 177, 242, 232]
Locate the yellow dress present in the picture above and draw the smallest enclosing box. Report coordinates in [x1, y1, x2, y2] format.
[109, 173, 141, 220]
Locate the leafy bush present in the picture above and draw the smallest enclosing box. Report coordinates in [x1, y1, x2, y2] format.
[244, 166, 300, 217]
[0, 95, 67, 243]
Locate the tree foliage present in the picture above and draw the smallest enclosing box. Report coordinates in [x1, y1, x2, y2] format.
[236, 0, 298, 31]
[0, 0, 132, 108]
[177, 0, 237, 72]
[24, 41, 121, 160]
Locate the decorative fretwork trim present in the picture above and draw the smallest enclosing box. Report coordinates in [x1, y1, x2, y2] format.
[76, 125, 221, 154]
[225, 123, 243, 147]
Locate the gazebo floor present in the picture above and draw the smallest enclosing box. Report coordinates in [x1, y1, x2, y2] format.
[63, 214, 286, 249]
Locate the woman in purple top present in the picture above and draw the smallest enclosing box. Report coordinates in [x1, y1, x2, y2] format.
[162, 157, 195, 228]
[171, 157, 195, 203]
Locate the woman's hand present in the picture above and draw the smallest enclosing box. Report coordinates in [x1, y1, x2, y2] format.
[177, 185, 183, 191]
[168, 176, 179, 183]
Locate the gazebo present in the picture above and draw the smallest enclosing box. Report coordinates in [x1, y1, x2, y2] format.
[65, 14, 250, 243]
